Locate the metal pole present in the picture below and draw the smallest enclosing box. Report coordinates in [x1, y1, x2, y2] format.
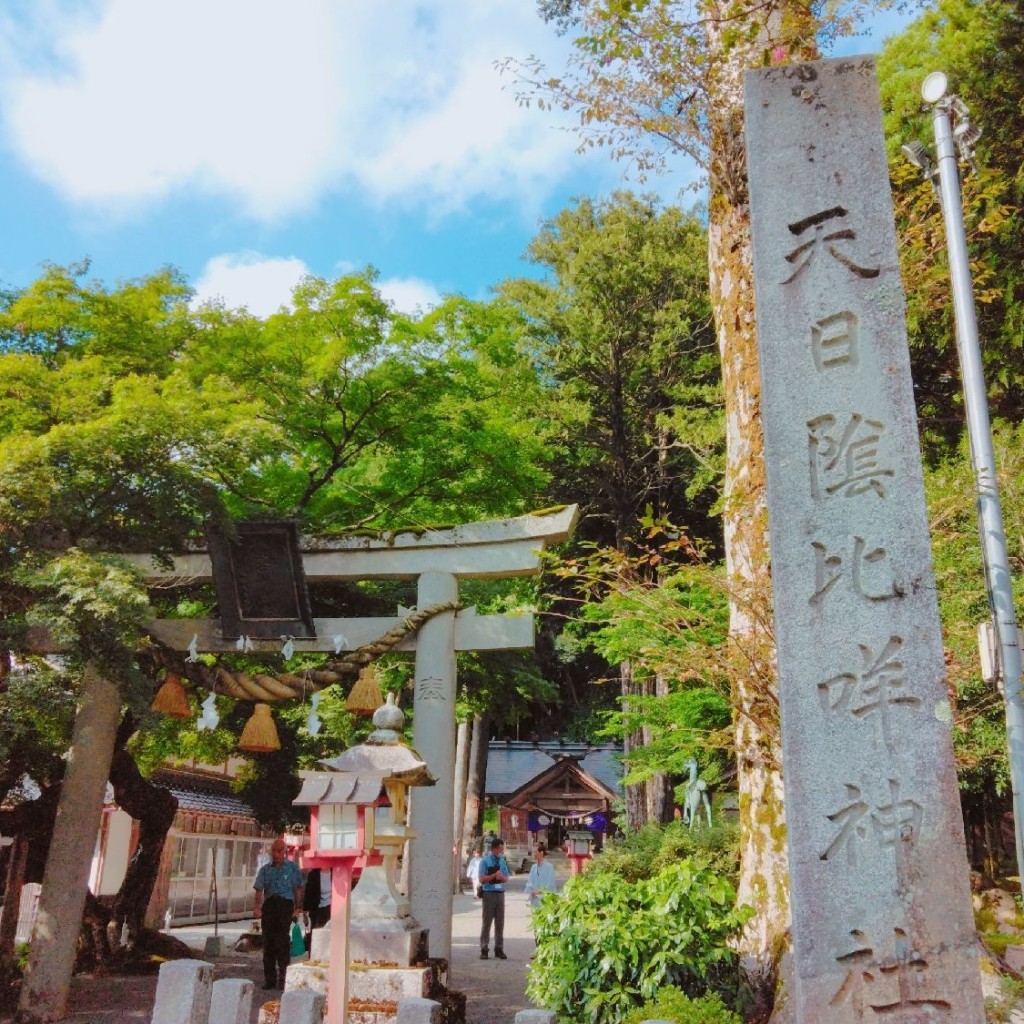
[929, 92, 1024, 880]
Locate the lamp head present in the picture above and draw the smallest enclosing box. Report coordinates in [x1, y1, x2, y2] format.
[921, 71, 948, 105]
[901, 140, 932, 172]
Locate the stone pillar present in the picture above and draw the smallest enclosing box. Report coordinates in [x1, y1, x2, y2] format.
[745, 55, 985, 1021]
[408, 570, 458, 961]
[16, 666, 121, 1024]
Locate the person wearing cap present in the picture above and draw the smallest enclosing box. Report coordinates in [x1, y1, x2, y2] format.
[479, 836, 510, 959]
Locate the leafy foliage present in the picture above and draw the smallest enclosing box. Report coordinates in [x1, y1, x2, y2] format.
[502, 193, 719, 551]
[924, 423, 1024, 811]
[0, 261, 557, 819]
[880, 0, 1024, 450]
[591, 818, 741, 884]
[621, 988, 741, 1024]
[549, 528, 753, 788]
[527, 858, 752, 1024]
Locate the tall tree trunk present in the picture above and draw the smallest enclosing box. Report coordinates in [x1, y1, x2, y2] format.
[621, 660, 648, 830]
[106, 716, 177, 951]
[16, 665, 120, 1024]
[644, 672, 674, 824]
[704, 15, 820, 1008]
[461, 712, 490, 853]
[705, 35, 788, 1004]
[0, 838, 28, 961]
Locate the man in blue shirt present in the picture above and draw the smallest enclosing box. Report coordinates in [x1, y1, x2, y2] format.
[479, 837, 510, 960]
[253, 838, 304, 989]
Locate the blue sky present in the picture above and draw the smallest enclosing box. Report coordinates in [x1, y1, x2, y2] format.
[0, 1, 916, 317]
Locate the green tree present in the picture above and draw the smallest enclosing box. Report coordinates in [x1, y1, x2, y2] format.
[922, 422, 1024, 878]
[0, 262, 555, 1016]
[181, 280, 551, 530]
[501, 193, 720, 828]
[879, 0, 1024, 452]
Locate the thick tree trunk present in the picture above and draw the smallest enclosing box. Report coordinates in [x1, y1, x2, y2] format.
[703, 31, 791, 1006]
[16, 665, 120, 1024]
[709, 179, 790, 1005]
[461, 712, 490, 853]
[106, 717, 177, 951]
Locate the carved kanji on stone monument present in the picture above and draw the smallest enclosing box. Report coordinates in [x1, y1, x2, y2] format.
[745, 57, 984, 1022]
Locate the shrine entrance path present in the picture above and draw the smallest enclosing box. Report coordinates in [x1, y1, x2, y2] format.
[451, 868, 534, 1024]
[0, 855, 567, 1024]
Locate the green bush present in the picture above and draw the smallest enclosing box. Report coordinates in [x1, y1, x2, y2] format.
[527, 858, 752, 1024]
[621, 988, 741, 1024]
[594, 819, 740, 884]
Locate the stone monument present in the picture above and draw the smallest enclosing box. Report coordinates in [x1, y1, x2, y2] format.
[745, 55, 985, 1021]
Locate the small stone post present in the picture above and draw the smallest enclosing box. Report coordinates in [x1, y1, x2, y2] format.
[209, 978, 253, 1024]
[279, 989, 326, 1024]
[150, 959, 213, 1024]
[397, 998, 443, 1024]
[408, 570, 458, 959]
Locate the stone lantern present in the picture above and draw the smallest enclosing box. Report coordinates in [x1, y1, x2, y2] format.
[291, 693, 434, 1024]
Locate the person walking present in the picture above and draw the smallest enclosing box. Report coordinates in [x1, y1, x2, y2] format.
[479, 837, 510, 960]
[253, 838, 304, 990]
[524, 843, 557, 908]
[466, 846, 484, 897]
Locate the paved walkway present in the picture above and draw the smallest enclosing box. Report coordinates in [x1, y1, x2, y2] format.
[2, 860, 561, 1024]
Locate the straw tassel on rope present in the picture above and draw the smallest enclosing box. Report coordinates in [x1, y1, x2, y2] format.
[147, 600, 458, 702]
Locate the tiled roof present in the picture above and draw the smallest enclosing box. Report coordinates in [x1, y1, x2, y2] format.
[151, 770, 258, 820]
[486, 741, 623, 797]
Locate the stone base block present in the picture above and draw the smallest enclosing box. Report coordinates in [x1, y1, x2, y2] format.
[284, 962, 433, 1003]
[310, 923, 428, 965]
[352, 926, 429, 966]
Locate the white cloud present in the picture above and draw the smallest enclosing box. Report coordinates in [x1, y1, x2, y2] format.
[191, 253, 309, 318]
[0, 1, 606, 220]
[191, 254, 443, 319]
[377, 276, 442, 315]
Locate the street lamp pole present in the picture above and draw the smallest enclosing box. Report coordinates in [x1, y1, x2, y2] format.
[919, 71, 1024, 880]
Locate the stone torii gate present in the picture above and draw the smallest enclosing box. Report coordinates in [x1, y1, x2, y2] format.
[16, 507, 577, 1022]
[128, 504, 579, 961]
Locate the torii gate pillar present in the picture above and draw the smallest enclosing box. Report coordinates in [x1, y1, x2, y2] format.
[408, 570, 459, 957]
